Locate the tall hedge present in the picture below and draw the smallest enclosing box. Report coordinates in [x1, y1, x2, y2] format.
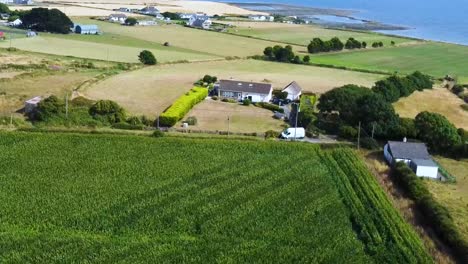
[392, 163, 468, 261]
[159, 87, 208, 127]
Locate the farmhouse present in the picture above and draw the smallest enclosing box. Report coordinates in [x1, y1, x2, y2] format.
[9, 18, 22, 27]
[384, 140, 439, 179]
[24, 96, 42, 113]
[249, 15, 274, 22]
[109, 14, 127, 24]
[73, 24, 99, 34]
[282, 81, 302, 101]
[140, 6, 159, 16]
[188, 15, 211, 29]
[216, 79, 273, 103]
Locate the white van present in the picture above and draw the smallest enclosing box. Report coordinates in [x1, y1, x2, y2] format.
[281, 127, 305, 140]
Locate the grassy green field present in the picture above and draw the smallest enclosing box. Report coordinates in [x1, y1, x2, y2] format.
[312, 42, 468, 79]
[426, 157, 468, 241]
[223, 21, 413, 46]
[84, 59, 383, 117]
[0, 132, 430, 262]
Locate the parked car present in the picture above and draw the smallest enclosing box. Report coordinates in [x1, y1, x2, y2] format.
[280, 127, 305, 139]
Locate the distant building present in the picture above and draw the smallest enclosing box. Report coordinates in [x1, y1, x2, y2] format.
[282, 81, 302, 101]
[137, 20, 157, 26]
[73, 24, 99, 34]
[108, 14, 127, 24]
[24, 96, 42, 113]
[0, 13, 10, 20]
[26, 30, 37, 37]
[215, 79, 273, 103]
[384, 140, 439, 179]
[139, 6, 159, 15]
[13, 0, 33, 4]
[116, 7, 131, 12]
[9, 18, 22, 27]
[187, 15, 211, 29]
[248, 15, 274, 22]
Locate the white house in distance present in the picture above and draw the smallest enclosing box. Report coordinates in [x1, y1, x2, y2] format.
[282, 81, 302, 101]
[188, 15, 211, 29]
[24, 96, 42, 113]
[108, 14, 127, 24]
[384, 140, 439, 179]
[9, 18, 22, 27]
[216, 79, 273, 103]
[248, 15, 274, 22]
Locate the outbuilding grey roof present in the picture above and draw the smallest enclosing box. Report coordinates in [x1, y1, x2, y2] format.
[218, 80, 272, 94]
[387, 141, 431, 160]
[411, 159, 438, 167]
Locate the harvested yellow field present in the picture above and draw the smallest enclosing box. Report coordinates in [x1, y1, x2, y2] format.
[394, 87, 468, 129]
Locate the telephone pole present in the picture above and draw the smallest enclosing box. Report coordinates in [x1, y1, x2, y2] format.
[65, 93, 69, 119]
[357, 121, 361, 150]
[227, 116, 230, 137]
[293, 102, 300, 141]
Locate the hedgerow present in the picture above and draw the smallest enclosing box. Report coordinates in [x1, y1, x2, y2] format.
[254, 102, 284, 113]
[159, 87, 208, 126]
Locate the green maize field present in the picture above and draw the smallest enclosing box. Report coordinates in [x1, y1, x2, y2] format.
[0, 132, 431, 263]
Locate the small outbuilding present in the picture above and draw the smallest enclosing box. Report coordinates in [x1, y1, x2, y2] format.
[73, 24, 99, 34]
[24, 96, 42, 113]
[282, 81, 302, 101]
[26, 30, 37, 37]
[384, 140, 439, 179]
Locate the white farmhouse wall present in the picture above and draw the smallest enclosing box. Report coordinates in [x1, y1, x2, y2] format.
[415, 166, 438, 179]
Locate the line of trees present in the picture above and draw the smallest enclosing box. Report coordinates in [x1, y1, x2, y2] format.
[21, 8, 73, 34]
[263, 45, 309, 64]
[307, 37, 387, 54]
[372, 71, 433, 103]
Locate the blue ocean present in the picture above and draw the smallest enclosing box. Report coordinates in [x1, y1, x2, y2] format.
[216, 0, 468, 45]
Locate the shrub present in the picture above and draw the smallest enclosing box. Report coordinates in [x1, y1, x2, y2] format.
[35, 95, 64, 121]
[242, 99, 251, 106]
[211, 96, 218, 101]
[339, 125, 357, 140]
[265, 130, 280, 139]
[138, 50, 157, 65]
[221, 98, 237, 103]
[152, 129, 164, 137]
[159, 87, 208, 126]
[360, 137, 379, 150]
[126, 116, 143, 126]
[186, 116, 197, 126]
[89, 100, 126, 124]
[125, 17, 137, 26]
[255, 102, 284, 113]
[71, 96, 95, 107]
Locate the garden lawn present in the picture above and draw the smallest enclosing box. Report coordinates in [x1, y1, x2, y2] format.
[85, 59, 382, 116]
[177, 99, 285, 133]
[312, 42, 468, 79]
[223, 21, 412, 46]
[0, 132, 430, 262]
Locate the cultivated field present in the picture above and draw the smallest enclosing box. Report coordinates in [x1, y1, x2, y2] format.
[312, 42, 468, 79]
[223, 21, 413, 46]
[393, 87, 468, 130]
[426, 157, 468, 241]
[85, 59, 383, 116]
[72, 18, 306, 58]
[0, 132, 430, 262]
[177, 99, 285, 133]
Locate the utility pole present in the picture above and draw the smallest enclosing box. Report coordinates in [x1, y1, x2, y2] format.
[357, 121, 361, 150]
[65, 93, 69, 119]
[227, 116, 230, 137]
[294, 102, 300, 141]
[10, 114, 13, 127]
[157, 115, 160, 130]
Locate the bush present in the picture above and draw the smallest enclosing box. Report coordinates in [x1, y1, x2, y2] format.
[242, 99, 251, 106]
[159, 87, 208, 126]
[221, 98, 237, 103]
[35, 95, 64, 121]
[265, 130, 280, 139]
[22, 8, 73, 34]
[338, 125, 357, 140]
[360, 137, 379, 150]
[71, 96, 95, 107]
[186, 116, 197, 125]
[126, 116, 143, 126]
[125, 17, 137, 26]
[138, 50, 157, 65]
[89, 100, 126, 124]
[211, 96, 218, 101]
[152, 129, 164, 137]
[255, 102, 284, 113]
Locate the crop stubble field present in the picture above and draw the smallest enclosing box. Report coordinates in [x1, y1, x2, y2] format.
[0, 132, 430, 262]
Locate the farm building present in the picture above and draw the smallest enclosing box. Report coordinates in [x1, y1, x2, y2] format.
[109, 14, 127, 24]
[73, 24, 99, 34]
[384, 140, 439, 179]
[26, 30, 37, 37]
[24, 96, 42, 113]
[215, 79, 273, 103]
[248, 15, 274, 22]
[188, 16, 211, 29]
[137, 20, 157, 26]
[139, 6, 160, 15]
[9, 18, 22, 27]
[282, 81, 302, 101]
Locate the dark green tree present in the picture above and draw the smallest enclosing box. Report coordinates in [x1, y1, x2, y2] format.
[415, 111, 462, 151]
[362, 41, 367, 48]
[125, 17, 137, 26]
[292, 55, 302, 64]
[21, 8, 73, 34]
[356, 93, 400, 138]
[263, 46, 273, 59]
[35, 95, 64, 121]
[138, 50, 157, 65]
[330, 37, 344, 51]
[89, 100, 126, 124]
[303, 55, 310, 64]
[0, 3, 10, 14]
[372, 79, 400, 103]
[162, 12, 181, 20]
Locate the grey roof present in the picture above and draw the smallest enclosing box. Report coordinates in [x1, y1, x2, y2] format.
[191, 18, 210, 28]
[283, 81, 302, 94]
[219, 80, 272, 94]
[411, 159, 438, 167]
[387, 141, 431, 160]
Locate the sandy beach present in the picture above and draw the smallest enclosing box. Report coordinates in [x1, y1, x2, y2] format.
[26, 0, 267, 16]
